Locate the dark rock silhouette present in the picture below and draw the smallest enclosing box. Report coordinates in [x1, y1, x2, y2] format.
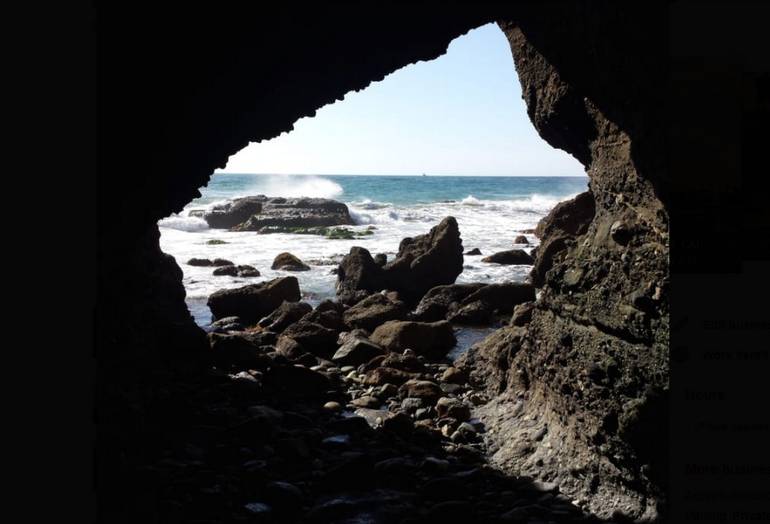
[207, 276, 301, 323]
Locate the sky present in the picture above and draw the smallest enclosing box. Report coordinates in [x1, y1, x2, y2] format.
[217, 23, 585, 177]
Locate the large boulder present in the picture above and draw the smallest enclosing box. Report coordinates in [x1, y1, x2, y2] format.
[257, 301, 313, 333]
[481, 249, 534, 265]
[336, 217, 464, 305]
[204, 196, 265, 229]
[271, 252, 310, 271]
[230, 197, 354, 231]
[458, 283, 536, 314]
[343, 293, 408, 331]
[370, 320, 456, 358]
[411, 283, 486, 321]
[277, 320, 339, 358]
[207, 276, 301, 324]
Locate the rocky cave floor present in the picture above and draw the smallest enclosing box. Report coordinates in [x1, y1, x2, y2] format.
[99, 337, 609, 524]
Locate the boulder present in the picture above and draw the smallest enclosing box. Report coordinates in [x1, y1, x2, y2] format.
[373, 253, 387, 266]
[204, 196, 265, 229]
[210, 316, 244, 332]
[363, 367, 416, 386]
[447, 301, 494, 325]
[412, 283, 486, 321]
[464, 248, 482, 256]
[207, 276, 300, 324]
[458, 283, 536, 314]
[336, 217, 464, 305]
[229, 197, 354, 231]
[514, 235, 529, 244]
[257, 301, 313, 333]
[398, 379, 443, 403]
[213, 264, 260, 277]
[302, 307, 346, 332]
[207, 332, 274, 367]
[370, 320, 456, 358]
[343, 293, 408, 331]
[278, 320, 339, 358]
[271, 252, 310, 271]
[332, 336, 386, 366]
[481, 249, 534, 265]
[187, 257, 234, 267]
[262, 365, 330, 397]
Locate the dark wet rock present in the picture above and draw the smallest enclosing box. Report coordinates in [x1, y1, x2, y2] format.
[278, 320, 338, 358]
[459, 282, 536, 315]
[534, 191, 596, 239]
[514, 234, 529, 244]
[363, 367, 416, 386]
[447, 300, 493, 325]
[210, 316, 244, 332]
[343, 292, 409, 331]
[213, 264, 260, 277]
[257, 301, 312, 333]
[302, 307, 346, 332]
[229, 197, 354, 231]
[350, 395, 380, 408]
[412, 283, 486, 322]
[187, 257, 234, 267]
[374, 253, 387, 266]
[204, 196, 265, 229]
[262, 364, 329, 397]
[464, 248, 482, 255]
[336, 217, 464, 305]
[263, 481, 303, 513]
[399, 379, 442, 403]
[511, 301, 536, 326]
[207, 276, 301, 324]
[481, 249, 534, 265]
[271, 252, 310, 271]
[187, 257, 214, 266]
[435, 397, 471, 421]
[370, 320, 456, 358]
[208, 332, 273, 367]
[378, 352, 425, 373]
[332, 336, 386, 366]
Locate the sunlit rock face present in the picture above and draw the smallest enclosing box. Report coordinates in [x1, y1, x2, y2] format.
[97, 3, 668, 521]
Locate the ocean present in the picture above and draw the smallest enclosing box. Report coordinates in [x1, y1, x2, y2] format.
[158, 174, 588, 329]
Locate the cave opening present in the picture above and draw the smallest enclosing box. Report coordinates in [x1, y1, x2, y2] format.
[157, 23, 587, 343]
[98, 6, 668, 523]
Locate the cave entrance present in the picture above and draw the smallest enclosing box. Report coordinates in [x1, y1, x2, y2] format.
[157, 22, 586, 332]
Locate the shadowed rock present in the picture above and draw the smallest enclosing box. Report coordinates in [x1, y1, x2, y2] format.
[336, 217, 464, 305]
[204, 196, 264, 229]
[370, 320, 456, 358]
[481, 249, 534, 265]
[272, 252, 311, 271]
[343, 292, 409, 331]
[207, 276, 301, 324]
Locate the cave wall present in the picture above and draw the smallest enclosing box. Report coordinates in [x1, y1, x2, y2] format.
[97, 1, 668, 520]
[460, 5, 669, 521]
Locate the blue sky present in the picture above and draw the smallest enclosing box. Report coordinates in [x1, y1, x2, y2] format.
[218, 23, 585, 177]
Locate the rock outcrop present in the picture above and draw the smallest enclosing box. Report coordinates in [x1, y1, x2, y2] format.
[271, 252, 311, 271]
[369, 320, 456, 358]
[481, 249, 534, 265]
[336, 217, 464, 305]
[204, 196, 354, 231]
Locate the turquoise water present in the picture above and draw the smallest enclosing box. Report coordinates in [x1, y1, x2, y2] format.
[159, 174, 588, 326]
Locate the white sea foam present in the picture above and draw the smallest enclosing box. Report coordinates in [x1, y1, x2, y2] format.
[157, 214, 209, 232]
[232, 175, 344, 199]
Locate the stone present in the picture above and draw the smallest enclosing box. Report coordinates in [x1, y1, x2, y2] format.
[332, 336, 386, 366]
[278, 320, 339, 358]
[441, 366, 467, 384]
[323, 401, 342, 412]
[228, 197, 354, 231]
[207, 276, 301, 324]
[271, 252, 310, 271]
[363, 367, 416, 386]
[481, 249, 534, 265]
[435, 397, 471, 421]
[534, 191, 596, 239]
[210, 316, 244, 332]
[370, 320, 456, 358]
[350, 395, 380, 408]
[204, 196, 265, 229]
[412, 283, 486, 321]
[336, 217, 464, 305]
[399, 379, 442, 403]
[511, 301, 536, 326]
[514, 234, 529, 244]
[257, 301, 313, 333]
[464, 248, 482, 255]
[342, 292, 408, 331]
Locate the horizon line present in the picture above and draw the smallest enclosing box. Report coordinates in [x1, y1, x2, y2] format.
[212, 172, 589, 177]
